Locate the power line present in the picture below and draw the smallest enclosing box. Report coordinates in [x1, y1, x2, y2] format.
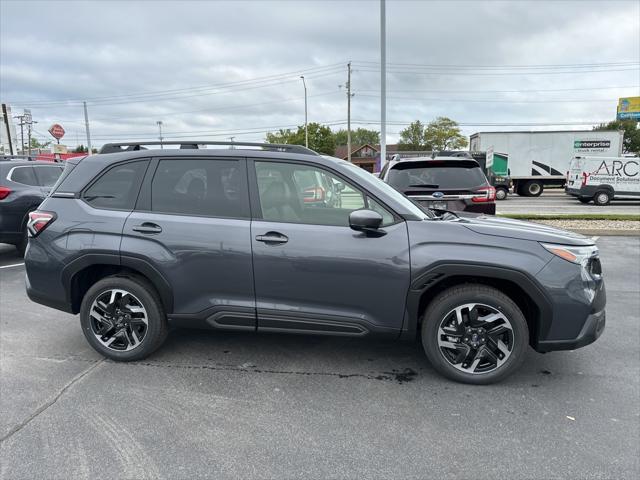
[354, 94, 619, 103]
[353, 66, 639, 76]
[9, 64, 346, 107]
[353, 60, 639, 70]
[356, 85, 640, 94]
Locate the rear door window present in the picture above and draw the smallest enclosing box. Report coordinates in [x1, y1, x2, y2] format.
[9, 166, 38, 186]
[33, 165, 64, 187]
[150, 159, 249, 218]
[84, 161, 148, 210]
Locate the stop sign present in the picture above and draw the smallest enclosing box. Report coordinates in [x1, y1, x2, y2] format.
[48, 124, 65, 140]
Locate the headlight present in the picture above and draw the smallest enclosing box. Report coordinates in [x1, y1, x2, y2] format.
[541, 243, 599, 266]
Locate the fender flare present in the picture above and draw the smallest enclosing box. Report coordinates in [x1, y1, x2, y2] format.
[402, 261, 554, 345]
[61, 253, 174, 314]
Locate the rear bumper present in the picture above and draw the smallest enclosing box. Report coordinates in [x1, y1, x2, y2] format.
[25, 272, 74, 314]
[536, 308, 605, 352]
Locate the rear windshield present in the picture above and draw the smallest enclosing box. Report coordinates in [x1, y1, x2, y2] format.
[388, 160, 487, 190]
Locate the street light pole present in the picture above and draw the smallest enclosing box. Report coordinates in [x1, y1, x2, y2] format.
[156, 121, 163, 149]
[300, 75, 308, 148]
[347, 62, 352, 163]
[380, 0, 387, 171]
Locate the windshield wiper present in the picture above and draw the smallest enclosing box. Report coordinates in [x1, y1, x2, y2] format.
[408, 183, 439, 188]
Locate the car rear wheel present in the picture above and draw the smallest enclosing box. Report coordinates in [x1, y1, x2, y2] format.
[421, 284, 528, 384]
[80, 275, 168, 361]
[593, 191, 611, 206]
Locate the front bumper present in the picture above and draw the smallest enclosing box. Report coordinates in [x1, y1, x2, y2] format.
[533, 255, 606, 352]
[536, 308, 605, 352]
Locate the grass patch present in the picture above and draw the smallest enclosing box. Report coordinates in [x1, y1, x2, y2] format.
[498, 213, 640, 221]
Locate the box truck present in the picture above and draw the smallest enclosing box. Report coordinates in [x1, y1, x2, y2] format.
[469, 130, 624, 197]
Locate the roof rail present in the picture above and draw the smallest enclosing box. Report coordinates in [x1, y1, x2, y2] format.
[98, 141, 319, 156]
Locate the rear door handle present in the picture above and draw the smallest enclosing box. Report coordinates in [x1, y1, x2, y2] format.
[132, 222, 162, 234]
[255, 231, 288, 245]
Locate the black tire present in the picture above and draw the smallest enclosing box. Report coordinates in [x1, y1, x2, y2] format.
[421, 284, 529, 385]
[495, 187, 508, 201]
[80, 275, 168, 361]
[593, 190, 611, 206]
[577, 197, 591, 204]
[522, 180, 543, 197]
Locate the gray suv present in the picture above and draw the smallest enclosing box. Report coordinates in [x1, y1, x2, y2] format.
[24, 141, 606, 384]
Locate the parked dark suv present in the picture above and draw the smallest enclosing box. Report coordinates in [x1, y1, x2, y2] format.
[24, 142, 605, 384]
[379, 156, 496, 214]
[0, 159, 64, 255]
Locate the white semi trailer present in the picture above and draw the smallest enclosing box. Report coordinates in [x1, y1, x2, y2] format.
[469, 130, 623, 196]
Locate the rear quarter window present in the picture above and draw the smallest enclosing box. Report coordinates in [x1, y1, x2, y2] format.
[9, 166, 38, 186]
[83, 161, 148, 210]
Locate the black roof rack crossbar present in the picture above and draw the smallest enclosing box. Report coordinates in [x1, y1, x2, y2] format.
[98, 141, 319, 156]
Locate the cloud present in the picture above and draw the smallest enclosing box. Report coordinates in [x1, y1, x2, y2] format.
[1, 0, 638, 146]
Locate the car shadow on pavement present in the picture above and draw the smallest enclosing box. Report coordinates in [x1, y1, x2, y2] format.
[134, 327, 580, 387]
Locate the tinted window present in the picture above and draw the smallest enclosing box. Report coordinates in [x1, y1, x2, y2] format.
[388, 161, 488, 190]
[10, 166, 38, 186]
[368, 197, 395, 226]
[34, 166, 63, 187]
[84, 161, 147, 210]
[255, 161, 365, 226]
[151, 159, 249, 218]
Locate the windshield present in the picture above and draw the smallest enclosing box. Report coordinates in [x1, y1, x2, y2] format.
[388, 161, 488, 190]
[341, 163, 428, 219]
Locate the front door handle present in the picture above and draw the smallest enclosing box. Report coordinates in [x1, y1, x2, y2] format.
[132, 222, 162, 234]
[255, 231, 288, 245]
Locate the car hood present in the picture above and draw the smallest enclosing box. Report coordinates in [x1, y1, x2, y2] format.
[452, 213, 593, 246]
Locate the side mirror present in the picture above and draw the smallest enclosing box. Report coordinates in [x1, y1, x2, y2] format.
[349, 209, 384, 235]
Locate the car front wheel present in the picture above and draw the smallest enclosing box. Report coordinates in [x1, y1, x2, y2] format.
[421, 284, 529, 384]
[80, 275, 168, 361]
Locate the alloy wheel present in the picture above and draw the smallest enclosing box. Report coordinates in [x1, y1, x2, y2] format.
[437, 303, 514, 374]
[89, 289, 148, 351]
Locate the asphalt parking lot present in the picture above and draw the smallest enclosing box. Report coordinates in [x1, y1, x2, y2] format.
[496, 189, 640, 215]
[1, 238, 639, 479]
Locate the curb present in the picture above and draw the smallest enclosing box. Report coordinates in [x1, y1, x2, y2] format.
[564, 229, 640, 237]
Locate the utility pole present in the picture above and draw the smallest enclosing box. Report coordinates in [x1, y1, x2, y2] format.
[27, 120, 37, 156]
[347, 62, 352, 163]
[380, 0, 387, 170]
[1, 104, 15, 155]
[14, 114, 26, 155]
[83, 101, 93, 155]
[300, 75, 308, 148]
[156, 121, 163, 149]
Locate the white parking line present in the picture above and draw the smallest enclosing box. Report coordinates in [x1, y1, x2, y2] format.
[0, 263, 25, 269]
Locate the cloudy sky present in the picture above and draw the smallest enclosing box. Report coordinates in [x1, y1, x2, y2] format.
[1, 0, 639, 148]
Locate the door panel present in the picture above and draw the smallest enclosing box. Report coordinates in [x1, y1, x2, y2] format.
[121, 157, 255, 326]
[251, 220, 411, 334]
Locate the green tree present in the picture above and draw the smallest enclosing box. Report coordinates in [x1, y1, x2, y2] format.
[266, 122, 336, 155]
[30, 137, 50, 149]
[397, 120, 426, 150]
[423, 117, 468, 152]
[334, 128, 380, 146]
[593, 119, 640, 154]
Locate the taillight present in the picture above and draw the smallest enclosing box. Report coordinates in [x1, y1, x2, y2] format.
[27, 211, 56, 237]
[303, 186, 326, 203]
[472, 186, 496, 203]
[0, 186, 11, 200]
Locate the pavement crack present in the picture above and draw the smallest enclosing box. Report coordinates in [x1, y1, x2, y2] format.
[0, 359, 105, 444]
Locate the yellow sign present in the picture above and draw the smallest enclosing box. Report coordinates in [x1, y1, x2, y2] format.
[617, 97, 640, 120]
[52, 144, 68, 154]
